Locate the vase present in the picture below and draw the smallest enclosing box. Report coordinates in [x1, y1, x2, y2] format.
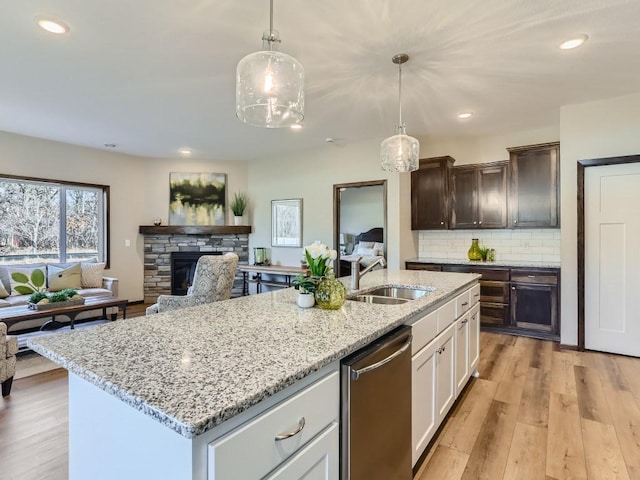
[468, 238, 482, 261]
[297, 292, 315, 308]
[233, 215, 244, 226]
[315, 275, 346, 310]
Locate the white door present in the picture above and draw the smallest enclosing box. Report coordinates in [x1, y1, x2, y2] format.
[436, 323, 456, 422]
[454, 315, 469, 397]
[585, 162, 640, 356]
[411, 337, 438, 466]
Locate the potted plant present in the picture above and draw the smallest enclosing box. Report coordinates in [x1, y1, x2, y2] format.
[292, 275, 319, 308]
[230, 193, 247, 226]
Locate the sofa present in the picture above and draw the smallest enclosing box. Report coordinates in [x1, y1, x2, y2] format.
[1, 322, 17, 396]
[0, 261, 119, 334]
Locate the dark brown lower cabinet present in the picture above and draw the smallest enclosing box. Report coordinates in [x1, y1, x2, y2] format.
[405, 262, 559, 340]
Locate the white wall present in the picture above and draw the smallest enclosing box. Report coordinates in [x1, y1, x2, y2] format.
[0, 131, 148, 301]
[559, 92, 640, 346]
[0, 131, 250, 302]
[247, 138, 410, 269]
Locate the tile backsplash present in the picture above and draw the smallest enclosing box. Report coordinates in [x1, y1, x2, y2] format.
[418, 229, 560, 263]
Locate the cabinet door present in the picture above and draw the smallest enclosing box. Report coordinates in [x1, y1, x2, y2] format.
[411, 157, 453, 230]
[436, 323, 456, 423]
[509, 142, 560, 228]
[264, 423, 339, 480]
[511, 283, 558, 333]
[411, 338, 438, 466]
[450, 167, 478, 229]
[478, 163, 508, 228]
[405, 262, 442, 272]
[469, 304, 480, 374]
[454, 315, 469, 397]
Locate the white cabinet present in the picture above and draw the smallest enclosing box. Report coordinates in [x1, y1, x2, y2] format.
[265, 423, 339, 480]
[454, 312, 470, 397]
[410, 282, 481, 467]
[411, 336, 438, 465]
[469, 303, 480, 374]
[435, 323, 456, 422]
[208, 372, 339, 479]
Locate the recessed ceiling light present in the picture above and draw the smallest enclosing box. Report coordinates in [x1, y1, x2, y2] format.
[36, 16, 69, 34]
[178, 148, 192, 156]
[290, 124, 303, 130]
[559, 34, 588, 50]
[457, 112, 473, 119]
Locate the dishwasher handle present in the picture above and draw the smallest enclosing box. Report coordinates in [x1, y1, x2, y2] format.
[351, 335, 412, 380]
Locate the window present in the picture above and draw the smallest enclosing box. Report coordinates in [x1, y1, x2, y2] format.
[0, 175, 109, 266]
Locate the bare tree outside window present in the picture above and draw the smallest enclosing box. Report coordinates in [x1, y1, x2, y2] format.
[0, 177, 108, 265]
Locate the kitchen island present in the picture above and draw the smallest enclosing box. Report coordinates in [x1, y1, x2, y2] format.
[29, 269, 480, 480]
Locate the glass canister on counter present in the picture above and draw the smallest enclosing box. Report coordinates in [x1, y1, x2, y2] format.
[487, 248, 496, 262]
[467, 238, 482, 261]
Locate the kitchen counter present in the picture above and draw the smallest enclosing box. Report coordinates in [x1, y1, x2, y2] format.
[28, 269, 479, 440]
[406, 257, 561, 269]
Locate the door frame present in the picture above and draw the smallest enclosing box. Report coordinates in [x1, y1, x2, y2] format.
[577, 154, 640, 350]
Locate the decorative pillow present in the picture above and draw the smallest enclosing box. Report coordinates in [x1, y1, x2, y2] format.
[0, 266, 11, 295]
[0, 281, 9, 298]
[373, 242, 385, 256]
[8, 266, 47, 296]
[81, 262, 106, 288]
[48, 263, 82, 292]
[352, 242, 374, 255]
[356, 247, 378, 257]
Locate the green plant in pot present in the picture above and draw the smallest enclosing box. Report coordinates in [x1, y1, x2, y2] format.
[230, 192, 247, 225]
[292, 274, 319, 308]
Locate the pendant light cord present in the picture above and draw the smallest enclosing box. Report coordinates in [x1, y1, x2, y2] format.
[397, 62, 403, 129]
[269, 0, 274, 37]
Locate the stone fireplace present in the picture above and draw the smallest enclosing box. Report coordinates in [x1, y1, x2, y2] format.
[139, 225, 250, 303]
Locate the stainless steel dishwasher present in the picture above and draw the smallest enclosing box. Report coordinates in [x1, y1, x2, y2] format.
[341, 326, 412, 480]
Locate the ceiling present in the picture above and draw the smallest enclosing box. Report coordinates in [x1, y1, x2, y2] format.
[1, 0, 639, 161]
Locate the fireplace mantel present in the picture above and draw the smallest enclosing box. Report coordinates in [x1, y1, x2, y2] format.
[139, 225, 251, 235]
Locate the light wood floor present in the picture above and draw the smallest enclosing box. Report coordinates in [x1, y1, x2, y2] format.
[415, 332, 640, 480]
[2, 327, 639, 479]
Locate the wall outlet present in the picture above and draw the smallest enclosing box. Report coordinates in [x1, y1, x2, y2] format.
[125, 239, 131, 247]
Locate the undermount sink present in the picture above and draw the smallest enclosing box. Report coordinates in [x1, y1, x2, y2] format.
[348, 286, 435, 305]
[348, 295, 410, 305]
[363, 286, 434, 300]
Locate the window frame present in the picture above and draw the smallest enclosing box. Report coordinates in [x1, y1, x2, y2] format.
[0, 173, 110, 268]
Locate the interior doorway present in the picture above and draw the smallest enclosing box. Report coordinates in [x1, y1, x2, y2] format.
[578, 154, 640, 353]
[333, 180, 387, 277]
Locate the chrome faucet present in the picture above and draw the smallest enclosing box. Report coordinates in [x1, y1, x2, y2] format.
[351, 256, 387, 290]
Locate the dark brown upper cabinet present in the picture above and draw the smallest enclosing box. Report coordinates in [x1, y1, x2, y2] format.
[508, 142, 560, 228]
[450, 162, 508, 229]
[411, 156, 454, 230]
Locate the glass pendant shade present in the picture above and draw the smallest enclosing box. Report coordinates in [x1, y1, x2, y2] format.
[381, 53, 420, 172]
[381, 128, 420, 173]
[236, 28, 305, 128]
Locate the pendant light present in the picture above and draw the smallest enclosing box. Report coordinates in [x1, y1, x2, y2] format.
[236, 0, 304, 128]
[380, 54, 420, 172]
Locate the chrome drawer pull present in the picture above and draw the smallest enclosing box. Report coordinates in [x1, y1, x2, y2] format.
[461, 301, 468, 306]
[474, 293, 480, 297]
[275, 417, 306, 441]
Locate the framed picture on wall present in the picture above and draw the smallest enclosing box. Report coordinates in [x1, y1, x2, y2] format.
[272, 198, 302, 247]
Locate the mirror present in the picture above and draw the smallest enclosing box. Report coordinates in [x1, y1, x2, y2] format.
[333, 180, 387, 277]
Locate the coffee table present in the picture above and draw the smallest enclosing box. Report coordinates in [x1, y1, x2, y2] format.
[0, 296, 128, 332]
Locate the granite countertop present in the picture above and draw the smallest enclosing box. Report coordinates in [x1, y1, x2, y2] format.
[28, 269, 478, 439]
[405, 257, 561, 269]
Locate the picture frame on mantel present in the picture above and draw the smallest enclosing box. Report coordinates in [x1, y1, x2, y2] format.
[272, 198, 302, 247]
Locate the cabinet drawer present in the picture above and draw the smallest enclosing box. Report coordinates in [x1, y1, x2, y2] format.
[470, 284, 481, 305]
[455, 290, 471, 318]
[480, 280, 510, 303]
[405, 262, 442, 272]
[437, 298, 456, 333]
[480, 302, 510, 326]
[442, 265, 510, 281]
[511, 269, 558, 285]
[411, 310, 438, 355]
[208, 372, 339, 480]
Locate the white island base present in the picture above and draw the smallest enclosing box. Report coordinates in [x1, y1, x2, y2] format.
[68, 367, 340, 480]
